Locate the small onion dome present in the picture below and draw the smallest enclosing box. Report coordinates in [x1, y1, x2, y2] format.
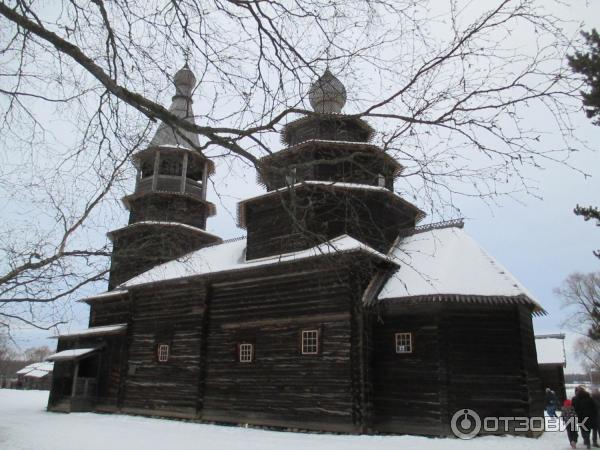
[308, 69, 347, 113]
[173, 64, 196, 98]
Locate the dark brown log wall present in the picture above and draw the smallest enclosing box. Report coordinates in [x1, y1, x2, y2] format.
[108, 226, 216, 289]
[371, 304, 445, 435]
[201, 263, 361, 432]
[516, 305, 545, 417]
[443, 305, 528, 421]
[89, 297, 130, 327]
[245, 188, 416, 260]
[371, 303, 542, 435]
[121, 283, 207, 417]
[128, 194, 208, 228]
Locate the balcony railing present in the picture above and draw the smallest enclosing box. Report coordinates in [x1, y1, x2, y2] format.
[136, 175, 204, 198]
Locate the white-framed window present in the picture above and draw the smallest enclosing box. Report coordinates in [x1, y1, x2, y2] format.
[395, 333, 412, 354]
[157, 344, 170, 362]
[377, 174, 386, 187]
[239, 343, 254, 363]
[302, 329, 320, 355]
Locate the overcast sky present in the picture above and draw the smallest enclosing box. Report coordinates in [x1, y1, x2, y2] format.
[6, 1, 600, 374]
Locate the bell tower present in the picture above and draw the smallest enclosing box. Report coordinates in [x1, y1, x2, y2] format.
[107, 65, 221, 288]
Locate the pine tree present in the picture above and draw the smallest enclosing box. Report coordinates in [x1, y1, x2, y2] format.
[568, 32, 600, 259]
[574, 205, 600, 259]
[568, 29, 600, 125]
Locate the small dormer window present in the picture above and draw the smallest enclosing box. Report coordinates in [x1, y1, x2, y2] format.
[377, 174, 386, 187]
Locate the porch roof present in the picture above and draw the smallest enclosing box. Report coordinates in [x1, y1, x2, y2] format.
[51, 324, 127, 340]
[46, 348, 99, 362]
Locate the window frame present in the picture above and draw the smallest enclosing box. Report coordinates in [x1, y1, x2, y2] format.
[301, 329, 320, 355]
[395, 332, 413, 354]
[238, 342, 254, 363]
[157, 343, 170, 362]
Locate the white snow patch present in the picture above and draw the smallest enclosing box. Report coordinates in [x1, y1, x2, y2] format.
[108, 221, 220, 239]
[536, 337, 566, 366]
[80, 289, 128, 302]
[0, 389, 569, 450]
[122, 234, 389, 288]
[46, 348, 98, 362]
[379, 227, 541, 308]
[16, 362, 54, 376]
[51, 324, 127, 339]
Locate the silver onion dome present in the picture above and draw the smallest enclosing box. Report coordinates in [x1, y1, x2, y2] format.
[308, 69, 347, 113]
[173, 64, 196, 98]
[149, 64, 199, 148]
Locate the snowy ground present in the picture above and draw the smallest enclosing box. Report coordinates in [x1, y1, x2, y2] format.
[0, 389, 573, 450]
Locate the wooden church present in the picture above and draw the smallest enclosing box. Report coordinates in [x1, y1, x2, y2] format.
[47, 66, 545, 436]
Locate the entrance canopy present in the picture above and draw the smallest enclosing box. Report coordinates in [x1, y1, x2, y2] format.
[46, 348, 99, 362]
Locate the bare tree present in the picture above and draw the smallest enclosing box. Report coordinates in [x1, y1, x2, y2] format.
[555, 272, 600, 341]
[574, 337, 600, 373]
[23, 345, 51, 362]
[0, 0, 591, 330]
[0, 330, 15, 361]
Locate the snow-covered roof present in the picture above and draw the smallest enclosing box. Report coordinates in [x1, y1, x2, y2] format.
[46, 348, 99, 362]
[379, 225, 543, 312]
[237, 181, 425, 228]
[16, 362, 53, 376]
[107, 221, 221, 241]
[122, 234, 391, 288]
[51, 324, 127, 339]
[535, 335, 566, 366]
[24, 369, 52, 379]
[80, 289, 128, 303]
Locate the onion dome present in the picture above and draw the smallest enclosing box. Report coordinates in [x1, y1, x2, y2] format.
[308, 69, 347, 113]
[173, 64, 196, 98]
[149, 64, 199, 148]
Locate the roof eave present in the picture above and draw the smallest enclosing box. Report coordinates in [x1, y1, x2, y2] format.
[380, 293, 546, 315]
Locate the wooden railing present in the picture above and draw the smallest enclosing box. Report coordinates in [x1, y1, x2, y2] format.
[136, 175, 204, 198]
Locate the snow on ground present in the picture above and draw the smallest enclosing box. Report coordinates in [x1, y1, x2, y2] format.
[0, 389, 572, 450]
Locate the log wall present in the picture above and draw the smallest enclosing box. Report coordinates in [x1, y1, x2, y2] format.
[121, 283, 207, 417]
[245, 188, 416, 260]
[371, 302, 542, 435]
[201, 263, 363, 432]
[371, 304, 445, 435]
[108, 226, 216, 289]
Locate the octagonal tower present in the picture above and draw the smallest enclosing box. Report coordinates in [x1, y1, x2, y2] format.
[108, 65, 221, 288]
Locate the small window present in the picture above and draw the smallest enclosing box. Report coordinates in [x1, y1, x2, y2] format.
[302, 329, 320, 355]
[395, 333, 412, 354]
[377, 174, 386, 187]
[157, 344, 170, 362]
[238, 343, 254, 363]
